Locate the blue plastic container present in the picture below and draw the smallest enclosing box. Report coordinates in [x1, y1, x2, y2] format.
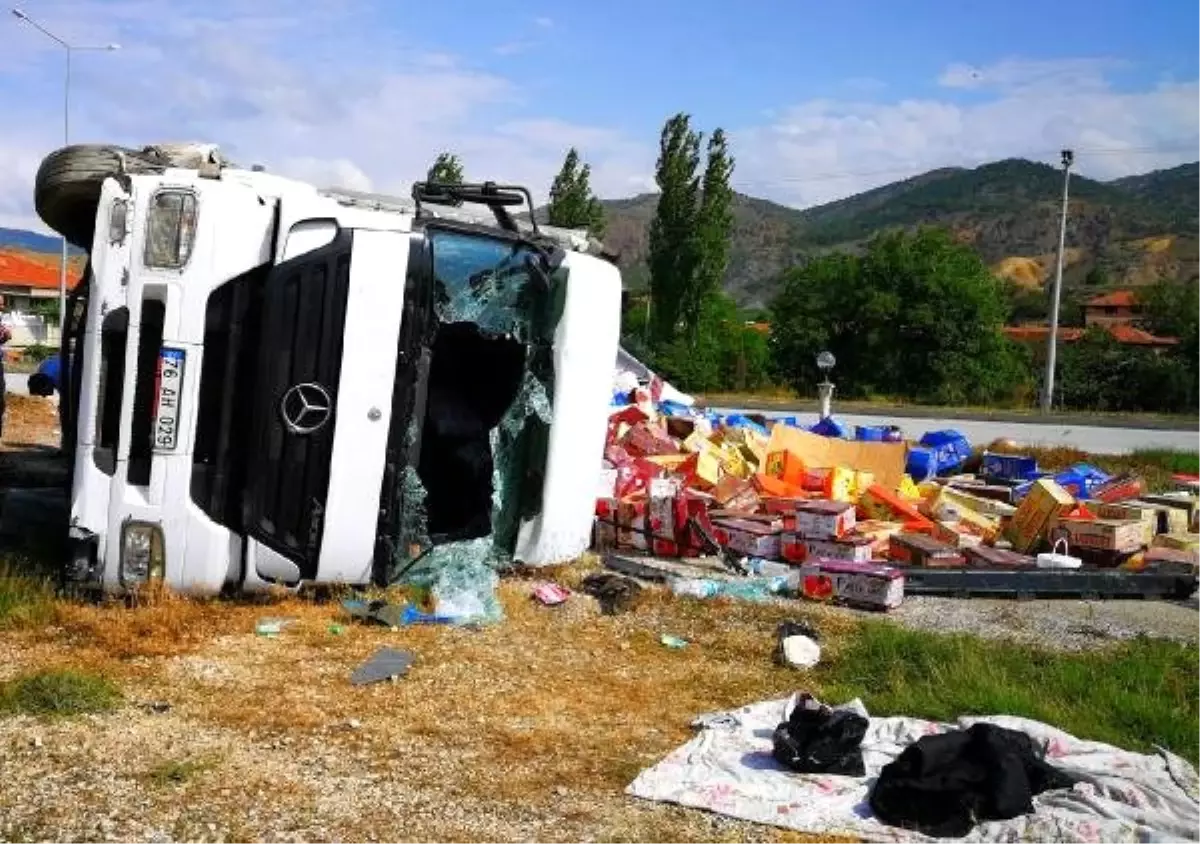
[981, 451, 1039, 482]
[906, 446, 937, 482]
[855, 425, 888, 442]
[918, 429, 973, 475]
[722, 414, 770, 438]
[809, 417, 850, 439]
[1052, 463, 1112, 500]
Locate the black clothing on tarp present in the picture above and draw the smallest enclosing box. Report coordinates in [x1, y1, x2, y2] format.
[869, 722, 1078, 838]
[772, 693, 868, 777]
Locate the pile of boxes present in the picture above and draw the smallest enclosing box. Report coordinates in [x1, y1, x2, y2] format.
[594, 398, 1200, 608]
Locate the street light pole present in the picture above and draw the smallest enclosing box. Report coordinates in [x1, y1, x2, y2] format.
[1040, 148, 1074, 414]
[11, 8, 118, 335]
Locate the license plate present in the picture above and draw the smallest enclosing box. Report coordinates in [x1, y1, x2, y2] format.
[154, 347, 186, 451]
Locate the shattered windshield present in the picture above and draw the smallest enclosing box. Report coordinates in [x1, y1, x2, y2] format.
[386, 226, 562, 601]
[431, 229, 543, 341]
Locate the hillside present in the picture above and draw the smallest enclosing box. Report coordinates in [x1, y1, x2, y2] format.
[600, 158, 1200, 307]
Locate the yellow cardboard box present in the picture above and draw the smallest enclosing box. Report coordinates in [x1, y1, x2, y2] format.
[1093, 502, 1157, 546]
[1006, 479, 1075, 553]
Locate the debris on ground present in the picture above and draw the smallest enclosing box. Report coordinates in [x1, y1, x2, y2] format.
[254, 617, 298, 637]
[659, 634, 689, 649]
[579, 572, 642, 615]
[594, 373, 1199, 603]
[773, 621, 821, 668]
[350, 647, 415, 686]
[530, 582, 570, 606]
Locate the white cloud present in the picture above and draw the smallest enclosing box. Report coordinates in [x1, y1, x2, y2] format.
[493, 41, 535, 57]
[533, 16, 554, 29]
[733, 59, 1199, 207]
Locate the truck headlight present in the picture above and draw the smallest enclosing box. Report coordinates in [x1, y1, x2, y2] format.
[144, 189, 197, 269]
[120, 521, 165, 586]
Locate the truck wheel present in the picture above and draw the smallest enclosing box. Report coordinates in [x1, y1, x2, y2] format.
[34, 145, 159, 250]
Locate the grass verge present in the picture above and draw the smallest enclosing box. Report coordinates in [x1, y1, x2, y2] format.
[0, 668, 123, 717]
[0, 561, 57, 630]
[818, 622, 1200, 764]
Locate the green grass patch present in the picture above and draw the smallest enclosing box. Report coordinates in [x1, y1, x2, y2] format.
[819, 623, 1199, 764]
[0, 561, 57, 630]
[0, 669, 123, 718]
[1129, 448, 1200, 475]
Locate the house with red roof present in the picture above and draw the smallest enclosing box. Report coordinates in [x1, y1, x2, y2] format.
[1083, 290, 1140, 327]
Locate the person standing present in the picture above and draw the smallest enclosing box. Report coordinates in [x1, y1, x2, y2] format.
[0, 320, 10, 440]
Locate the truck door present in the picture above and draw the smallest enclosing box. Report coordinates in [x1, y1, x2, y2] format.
[243, 224, 352, 577]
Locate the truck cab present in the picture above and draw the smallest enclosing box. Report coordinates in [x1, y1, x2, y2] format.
[50, 151, 620, 595]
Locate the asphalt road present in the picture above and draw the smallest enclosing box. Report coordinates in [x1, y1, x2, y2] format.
[6, 373, 1193, 455]
[707, 406, 1199, 454]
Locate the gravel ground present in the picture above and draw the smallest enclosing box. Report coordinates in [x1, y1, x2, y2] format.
[881, 595, 1199, 650]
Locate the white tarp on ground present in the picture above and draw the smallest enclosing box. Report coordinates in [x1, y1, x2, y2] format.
[627, 694, 1200, 843]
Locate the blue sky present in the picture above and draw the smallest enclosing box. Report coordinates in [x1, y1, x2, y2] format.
[1, 0, 1197, 231]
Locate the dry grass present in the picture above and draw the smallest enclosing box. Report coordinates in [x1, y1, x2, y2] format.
[0, 570, 860, 842]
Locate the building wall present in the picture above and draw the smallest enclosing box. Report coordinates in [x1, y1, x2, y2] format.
[1, 313, 61, 348]
[1084, 305, 1138, 327]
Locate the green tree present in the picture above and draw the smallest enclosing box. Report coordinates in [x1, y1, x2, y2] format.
[1055, 327, 1195, 413]
[685, 129, 735, 340]
[1084, 266, 1110, 287]
[653, 293, 773, 393]
[770, 227, 1030, 405]
[1138, 278, 1199, 408]
[426, 152, 464, 184]
[647, 113, 702, 343]
[546, 148, 606, 237]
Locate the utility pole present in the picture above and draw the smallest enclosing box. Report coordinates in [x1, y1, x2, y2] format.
[1040, 148, 1074, 413]
[11, 8, 118, 334]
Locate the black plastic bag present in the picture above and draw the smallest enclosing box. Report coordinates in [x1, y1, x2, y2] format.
[772, 693, 868, 777]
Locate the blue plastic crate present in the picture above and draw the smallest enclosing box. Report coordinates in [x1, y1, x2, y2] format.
[906, 445, 938, 482]
[722, 414, 770, 438]
[856, 425, 888, 441]
[981, 451, 1039, 482]
[1052, 463, 1112, 500]
[918, 429, 973, 475]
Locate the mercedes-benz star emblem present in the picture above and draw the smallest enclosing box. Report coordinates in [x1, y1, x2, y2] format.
[280, 382, 333, 435]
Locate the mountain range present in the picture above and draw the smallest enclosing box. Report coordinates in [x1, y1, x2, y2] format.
[2, 158, 1196, 310]
[600, 158, 1199, 308]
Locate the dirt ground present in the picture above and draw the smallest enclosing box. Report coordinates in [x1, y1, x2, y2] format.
[0, 576, 861, 843]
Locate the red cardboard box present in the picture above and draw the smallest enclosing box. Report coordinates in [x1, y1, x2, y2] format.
[798, 558, 905, 610]
[648, 477, 683, 556]
[795, 500, 857, 540]
[803, 534, 874, 563]
[712, 518, 781, 558]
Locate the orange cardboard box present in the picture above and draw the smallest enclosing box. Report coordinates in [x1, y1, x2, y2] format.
[764, 450, 807, 487]
[859, 484, 934, 529]
[753, 472, 803, 498]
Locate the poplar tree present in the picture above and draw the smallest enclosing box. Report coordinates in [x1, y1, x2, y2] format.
[647, 113, 702, 343]
[547, 147, 607, 237]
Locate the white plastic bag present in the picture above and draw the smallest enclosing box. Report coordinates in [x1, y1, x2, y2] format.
[1036, 538, 1082, 569]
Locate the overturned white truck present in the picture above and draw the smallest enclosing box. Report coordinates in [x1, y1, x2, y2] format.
[39, 143, 622, 596]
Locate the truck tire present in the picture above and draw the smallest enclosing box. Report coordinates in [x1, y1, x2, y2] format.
[34, 144, 160, 250]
